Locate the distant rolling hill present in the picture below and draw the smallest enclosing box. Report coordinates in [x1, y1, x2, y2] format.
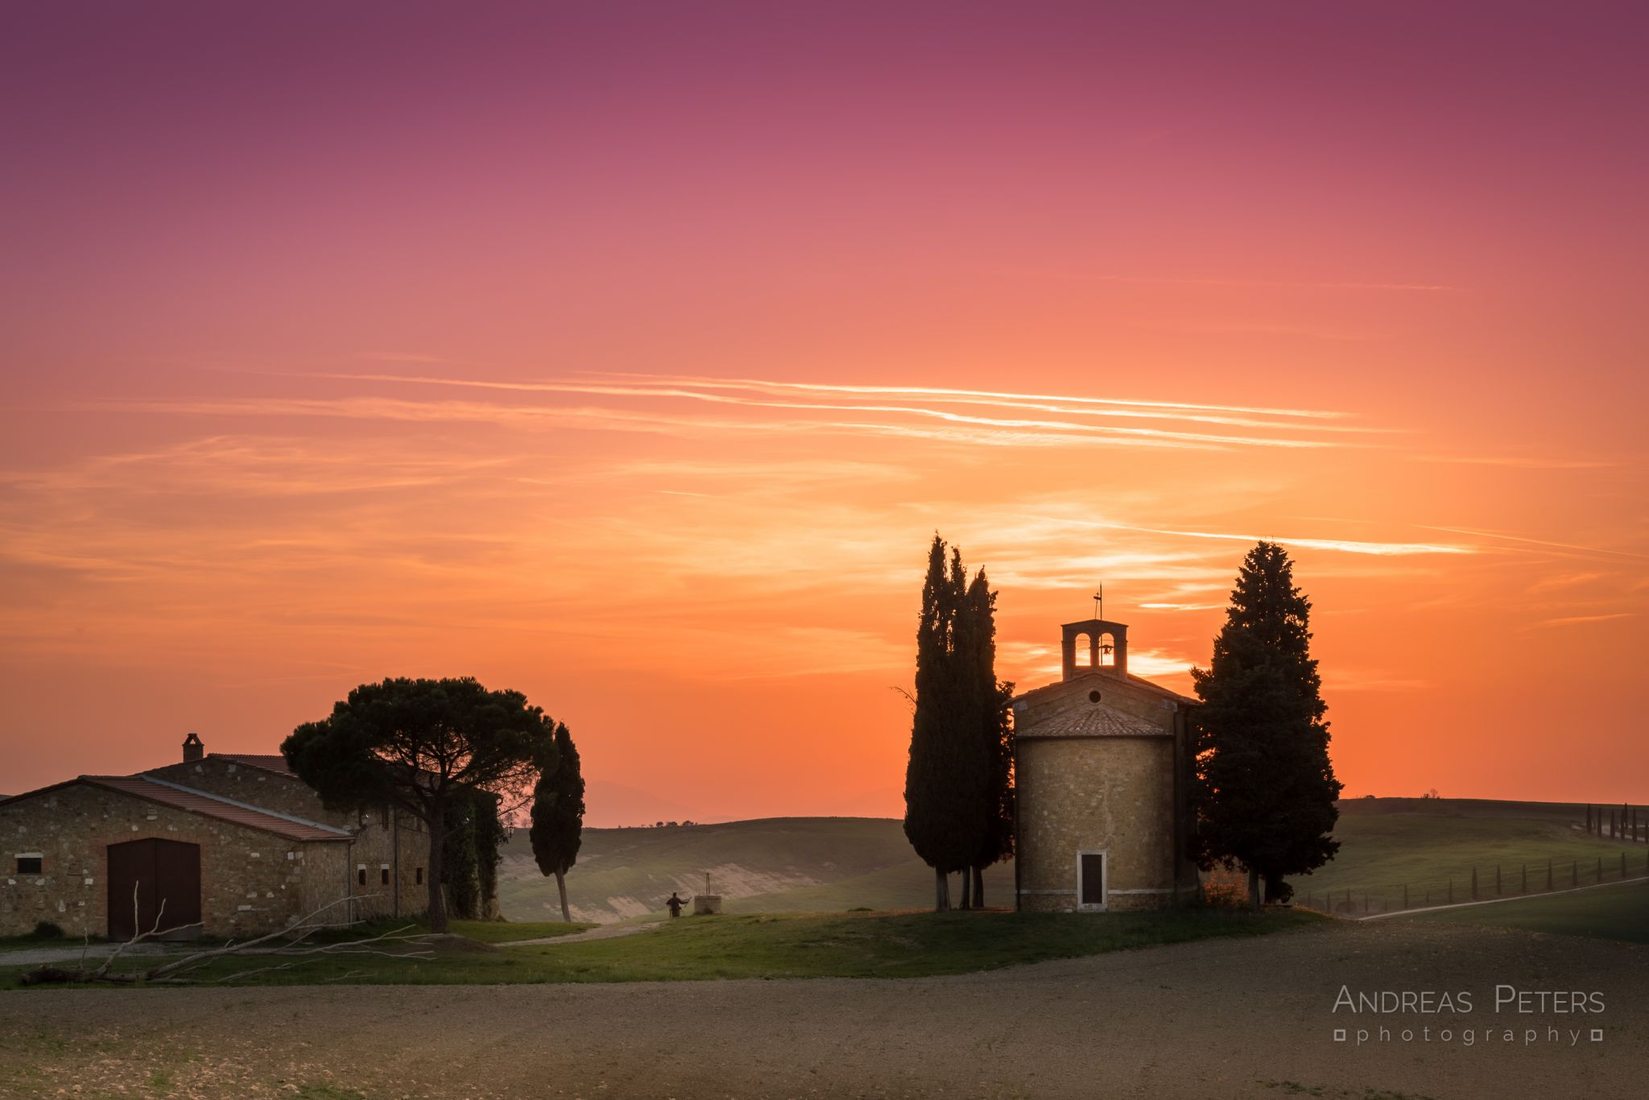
[497, 817, 1013, 923]
[497, 798, 1640, 924]
[1289, 796, 1641, 911]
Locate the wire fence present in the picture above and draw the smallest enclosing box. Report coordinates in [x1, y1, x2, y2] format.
[1294, 847, 1649, 917]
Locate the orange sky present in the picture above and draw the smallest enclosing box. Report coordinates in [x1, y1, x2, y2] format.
[3, 5, 1646, 823]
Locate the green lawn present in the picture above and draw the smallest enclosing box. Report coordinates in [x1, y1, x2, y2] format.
[1407, 879, 1649, 943]
[2, 908, 1320, 987]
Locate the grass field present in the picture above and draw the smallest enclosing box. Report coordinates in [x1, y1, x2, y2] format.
[1, 908, 1319, 987]
[1407, 878, 1649, 943]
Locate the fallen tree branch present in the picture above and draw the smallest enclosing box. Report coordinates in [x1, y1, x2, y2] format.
[94, 885, 203, 979]
[144, 894, 385, 981]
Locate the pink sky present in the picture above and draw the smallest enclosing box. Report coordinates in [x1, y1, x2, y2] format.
[2, 3, 1646, 823]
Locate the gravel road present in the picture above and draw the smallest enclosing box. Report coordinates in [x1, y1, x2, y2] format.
[3, 919, 1642, 1099]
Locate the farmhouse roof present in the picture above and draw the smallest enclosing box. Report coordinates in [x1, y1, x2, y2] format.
[208, 753, 296, 776]
[1017, 701, 1165, 739]
[0, 775, 350, 842]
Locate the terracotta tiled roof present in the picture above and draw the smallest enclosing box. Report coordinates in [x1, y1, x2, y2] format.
[80, 776, 350, 842]
[210, 753, 295, 775]
[1122, 673, 1199, 706]
[1014, 670, 1198, 707]
[1018, 702, 1166, 739]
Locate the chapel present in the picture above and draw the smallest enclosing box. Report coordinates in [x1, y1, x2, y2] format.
[1012, 617, 1202, 911]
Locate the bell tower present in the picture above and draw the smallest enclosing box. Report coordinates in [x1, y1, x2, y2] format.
[1061, 618, 1128, 680]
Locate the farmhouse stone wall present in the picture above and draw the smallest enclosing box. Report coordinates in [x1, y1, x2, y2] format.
[0, 784, 347, 938]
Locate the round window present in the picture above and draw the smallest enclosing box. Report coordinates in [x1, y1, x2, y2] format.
[1088, 690, 1101, 703]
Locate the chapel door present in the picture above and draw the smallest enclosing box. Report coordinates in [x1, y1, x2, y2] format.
[1078, 852, 1106, 909]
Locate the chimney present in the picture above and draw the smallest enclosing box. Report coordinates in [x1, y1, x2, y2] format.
[182, 732, 204, 763]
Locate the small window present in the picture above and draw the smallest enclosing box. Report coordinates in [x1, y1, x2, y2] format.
[380, 867, 390, 886]
[356, 867, 367, 887]
[415, 867, 424, 885]
[16, 855, 43, 875]
[1088, 690, 1101, 703]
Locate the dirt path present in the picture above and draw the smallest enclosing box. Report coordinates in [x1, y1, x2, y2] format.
[0, 941, 176, 967]
[3, 920, 1642, 1099]
[1361, 874, 1649, 921]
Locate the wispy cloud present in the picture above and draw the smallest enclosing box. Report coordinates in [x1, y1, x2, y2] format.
[1412, 454, 1613, 470]
[87, 394, 1322, 452]
[1084, 273, 1462, 293]
[1537, 612, 1635, 628]
[1129, 526, 1474, 556]
[189, 369, 1386, 453]
[1420, 526, 1649, 563]
[1020, 515, 1476, 557]
[999, 641, 1194, 684]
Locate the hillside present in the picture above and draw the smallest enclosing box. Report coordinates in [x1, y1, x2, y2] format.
[497, 817, 1014, 922]
[1289, 796, 1640, 911]
[497, 797, 1638, 923]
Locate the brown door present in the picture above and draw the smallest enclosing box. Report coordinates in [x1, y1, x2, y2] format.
[107, 838, 202, 939]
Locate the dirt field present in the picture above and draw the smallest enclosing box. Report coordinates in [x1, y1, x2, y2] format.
[3, 920, 1642, 1099]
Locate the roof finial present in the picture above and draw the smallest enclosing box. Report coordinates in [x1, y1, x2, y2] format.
[1093, 585, 1103, 622]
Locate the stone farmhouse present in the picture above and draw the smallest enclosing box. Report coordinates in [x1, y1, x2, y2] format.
[0, 733, 452, 939]
[1013, 617, 1202, 912]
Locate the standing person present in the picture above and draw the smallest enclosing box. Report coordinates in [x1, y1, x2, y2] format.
[665, 891, 685, 918]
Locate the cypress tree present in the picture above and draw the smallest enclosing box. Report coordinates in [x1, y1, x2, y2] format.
[963, 569, 1015, 908]
[529, 722, 585, 923]
[903, 535, 992, 911]
[1191, 542, 1342, 909]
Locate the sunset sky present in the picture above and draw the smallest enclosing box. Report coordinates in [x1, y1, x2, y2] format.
[3, 3, 1646, 824]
